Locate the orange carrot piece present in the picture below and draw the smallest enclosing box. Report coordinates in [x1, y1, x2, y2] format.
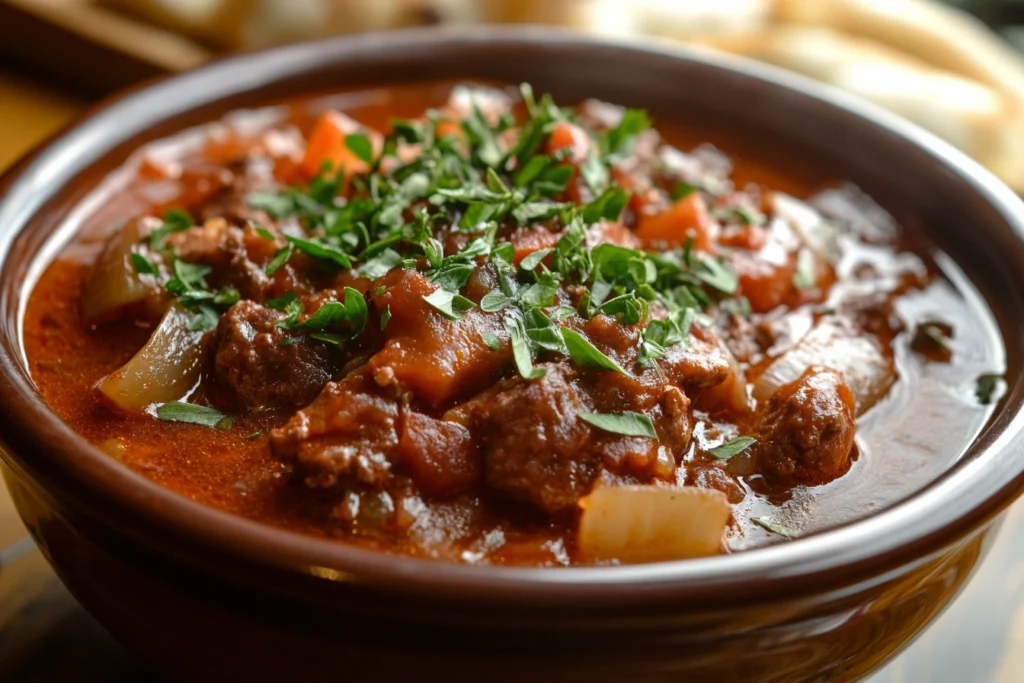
[634, 192, 717, 252]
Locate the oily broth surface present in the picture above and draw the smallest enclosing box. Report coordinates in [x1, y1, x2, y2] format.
[22, 82, 1005, 561]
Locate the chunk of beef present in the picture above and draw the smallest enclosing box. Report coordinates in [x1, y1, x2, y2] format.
[751, 366, 856, 487]
[270, 374, 402, 489]
[457, 363, 598, 515]
[211, 300, 332, 412]
[450, 362, 690, 515]
[169, 219, 273, 300]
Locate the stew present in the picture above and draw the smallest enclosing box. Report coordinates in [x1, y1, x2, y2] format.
[24, 82, 1005, 565]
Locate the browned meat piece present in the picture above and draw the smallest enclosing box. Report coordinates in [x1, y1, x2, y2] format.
[210, 300, 333, 412]
[270, 374, 403, 489]
[459, 363, 598, 515]
[751, 366, 856, 487]
[169, 219, 273, 300]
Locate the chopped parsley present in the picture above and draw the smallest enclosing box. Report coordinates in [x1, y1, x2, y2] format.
[580, 411, 657, 439]
[155, 402, 233, 430]
[708, 436, 757, 461]
[752, 517, 797, 538]
[976, 373, 1004, 405]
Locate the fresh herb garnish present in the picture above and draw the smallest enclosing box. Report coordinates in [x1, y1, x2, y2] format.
[423, 287, 475, 321]
[285, 235, 352, 269]
[155, 402, 233, 430]
[506, 315, 546, 379]
[265, 244, 294, 276]
[976, 373, 1004, 405]
[752, 517, 797, 538]
[130, 252, 158, 276]
[708, 436, 757, 460]
[560, 328, 629, 376]
[481, 330, 501, 350]
[344, 133, 375, 165]
[580, 411, 657, 439]
[380, 304, 392, 330]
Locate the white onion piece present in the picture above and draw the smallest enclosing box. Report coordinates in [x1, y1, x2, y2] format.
[81, 217, 165, 323]
[97, 303, 205, 413]
[578, 485, 730, 564]
[770, 192, 842, 264]
[753, 321, 894, 415]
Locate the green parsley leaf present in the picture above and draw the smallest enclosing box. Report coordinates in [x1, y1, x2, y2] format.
[130, 252, 158, 276]
[506, 316, 546, 380]
[549, 305, 576, 321]
[246, 431, 264, 440]
[523, 308, 566, 353]
[429, 261, 475, 292]
[266, 290, 297, 311]
[512, 201, 567, 225]
[708, 436, 757, 460]
[581, 187, 630, 224]
[672, 183, 696, 200]
[380, 304, 392, 330]
[481, 330, 501, 350]
[560, 328, 629, 375]
[265, 244, 294, 276]
[480, 290, 513, 312]
[579, 152, 608, 193]
[148, 208, 194, 248]
[286, 235, 352, 268]
[519, 248, 553, 272]
[517, 275, 560, 308]
[423, 287, 475, 320]
[695, 254, 738, 294]
[752, 517, 797, 538]
[357, 248, 402, 280]
[188, 305, 220, 331]
[580, 411, 657, 439]
[247, 191, 296, 219]
[344, 133, 375, 164]
[155, 402, 233, 430]
[976, 373, 1004, 405]
[601, 108, 651, 160]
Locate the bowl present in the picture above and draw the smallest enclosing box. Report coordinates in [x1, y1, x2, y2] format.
[2, 27, 1024, 683]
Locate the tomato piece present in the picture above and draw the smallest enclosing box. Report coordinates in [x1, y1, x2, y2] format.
[369, 271, 508, 407]
[635, 192, 717, 252]
[397, 412, 481, 496]
[546, 122, 591, 164]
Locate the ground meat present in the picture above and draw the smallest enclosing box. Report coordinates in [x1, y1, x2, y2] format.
[751, 366, 856, 487]
[270, 374, 403, 489]
[210, 300, 333, 412]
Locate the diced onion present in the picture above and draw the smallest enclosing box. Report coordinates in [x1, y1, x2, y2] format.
[753, 320, 894, 415]
[770, 192, 842, 264]
[578, 485, 730, 564]
[97, 303, 206, 413]
[81, 217, 165, 323]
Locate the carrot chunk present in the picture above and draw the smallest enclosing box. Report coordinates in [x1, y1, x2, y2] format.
[299, 111, 378, 179]
[635, 192, 717, 252]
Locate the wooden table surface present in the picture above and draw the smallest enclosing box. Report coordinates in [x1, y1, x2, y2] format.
[0, 67, 1022, 683]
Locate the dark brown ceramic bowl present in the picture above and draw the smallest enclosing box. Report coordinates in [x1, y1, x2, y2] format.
[2, 27, 1024, 683]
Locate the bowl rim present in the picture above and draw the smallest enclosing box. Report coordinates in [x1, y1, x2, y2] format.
[2, 25, 1024, 607]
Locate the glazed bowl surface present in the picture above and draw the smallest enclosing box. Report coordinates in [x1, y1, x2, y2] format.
[2, 26, 1024, 683]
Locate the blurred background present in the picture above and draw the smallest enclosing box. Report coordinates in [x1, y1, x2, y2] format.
[0, 1, 1023, 682]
